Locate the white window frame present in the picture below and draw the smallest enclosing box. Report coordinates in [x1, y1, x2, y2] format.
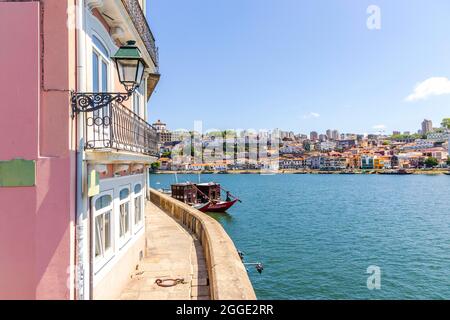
[118, 185, 132, 248]
[91, 174, 146, 285]
[85, 11, 118, 96]
[91, 35, 111, 128]
[85, 13, 118, 148]
[92, 190, 115, 273]
[91, 35, 110, 93]
[133, 86, 144, 119]
[133, 182, 144, 233]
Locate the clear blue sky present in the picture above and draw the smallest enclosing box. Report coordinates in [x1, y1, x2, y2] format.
[146, 0, 450, 135]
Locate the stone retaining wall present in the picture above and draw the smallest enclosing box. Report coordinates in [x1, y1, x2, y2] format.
[149, 188, 256, 300]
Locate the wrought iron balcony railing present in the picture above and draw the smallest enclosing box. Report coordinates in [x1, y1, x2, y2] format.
[121, 0, 159, 69]
[84, 98, 158, 157]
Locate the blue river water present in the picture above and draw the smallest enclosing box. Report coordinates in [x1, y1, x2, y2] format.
[150, 173, 450, 299]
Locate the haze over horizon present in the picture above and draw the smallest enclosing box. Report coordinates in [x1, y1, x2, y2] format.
[146, 0, 450, 134]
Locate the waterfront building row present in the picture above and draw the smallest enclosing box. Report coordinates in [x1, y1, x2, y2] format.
[152, 123, 450, 171]
[155, 145, 449, 171]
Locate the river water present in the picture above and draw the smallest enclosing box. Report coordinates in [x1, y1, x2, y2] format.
[150, 173, 450, 299]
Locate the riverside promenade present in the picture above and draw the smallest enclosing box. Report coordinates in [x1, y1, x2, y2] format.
[119, 189, 256, 300]
[119, 201, 210, 300]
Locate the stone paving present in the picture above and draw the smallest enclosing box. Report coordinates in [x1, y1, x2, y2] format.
[119, 201, 210, 300]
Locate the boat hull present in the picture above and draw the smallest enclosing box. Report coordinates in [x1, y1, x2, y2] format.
[198, 199, 238, 213]
[192, 202, 211, 211]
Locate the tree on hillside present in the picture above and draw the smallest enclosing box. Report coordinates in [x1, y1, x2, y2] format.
[441, 118, 450, 129]
[161, 151, 171, 158]
[424, 157, 438, 168]
[390, 133, 423, 140]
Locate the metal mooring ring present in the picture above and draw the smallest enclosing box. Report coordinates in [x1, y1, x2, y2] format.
[155, 278, 185, 287]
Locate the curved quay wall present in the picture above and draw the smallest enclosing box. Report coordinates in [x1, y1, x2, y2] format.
[149, 188, 256, 300]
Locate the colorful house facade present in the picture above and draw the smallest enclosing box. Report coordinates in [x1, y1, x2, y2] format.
[0, 0, 159, 299]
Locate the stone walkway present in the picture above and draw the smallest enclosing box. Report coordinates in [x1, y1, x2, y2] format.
[119, 201, 210, 300]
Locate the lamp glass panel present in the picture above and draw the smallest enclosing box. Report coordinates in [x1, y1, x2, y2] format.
[136, 61, 145, 86]
[117, 59, 139, 84]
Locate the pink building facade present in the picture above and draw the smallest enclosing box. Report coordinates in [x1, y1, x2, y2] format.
[0, 0, 159, 299]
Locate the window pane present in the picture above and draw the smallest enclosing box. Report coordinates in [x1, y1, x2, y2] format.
[92, 35, 109, 57]
[101, 61, 108, 92]
[104, 211, 111, 251]
[92, 52, 99, 92]
[124, 203, 130, 233]
[134, 184, 142, 194]
[120, 188, 130, 200]
[119, 204, 125, 237]
[133, 93, 140, 116]
[95, 195, 112, 210]
[120, 203, 130, 237]
[95, 215, 104, 258]
[134, 196, 142, 224]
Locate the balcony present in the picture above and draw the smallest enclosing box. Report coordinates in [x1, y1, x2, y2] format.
[84, 100, 158, 157]
[121, 0, 159, 69]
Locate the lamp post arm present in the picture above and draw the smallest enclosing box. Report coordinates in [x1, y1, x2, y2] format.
[71, 91, 132, 118]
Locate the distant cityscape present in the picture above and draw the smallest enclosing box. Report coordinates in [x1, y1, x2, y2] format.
[151, 118, 450, 172]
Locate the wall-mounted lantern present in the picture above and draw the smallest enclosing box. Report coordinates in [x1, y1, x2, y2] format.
[71, 40, 148, 117]
[112, 40, 147, 94]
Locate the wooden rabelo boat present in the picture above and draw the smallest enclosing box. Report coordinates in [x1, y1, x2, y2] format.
[170, 182, 240, 212]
